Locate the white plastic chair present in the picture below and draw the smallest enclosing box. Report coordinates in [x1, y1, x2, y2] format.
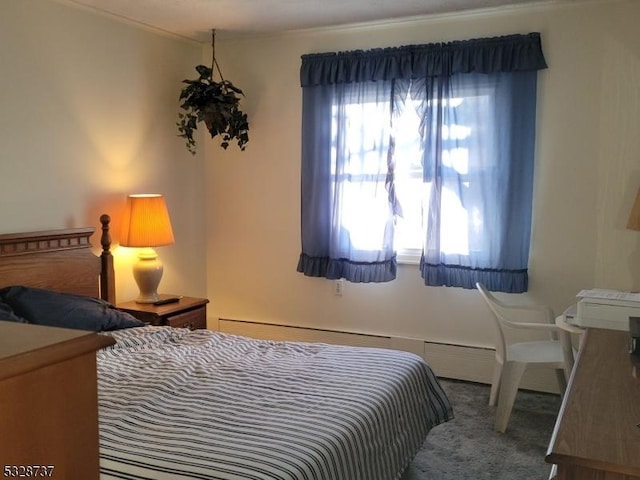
[476, 282, 570, 433]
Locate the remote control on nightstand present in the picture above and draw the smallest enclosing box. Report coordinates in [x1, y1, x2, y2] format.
[152, 296, 182, 306]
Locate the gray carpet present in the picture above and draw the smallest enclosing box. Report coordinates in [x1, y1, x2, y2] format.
[402, 379, 562, 480]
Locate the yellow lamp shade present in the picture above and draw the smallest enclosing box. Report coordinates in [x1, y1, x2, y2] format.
[628, 188, 640, 232]
[120, 194, 175, 247]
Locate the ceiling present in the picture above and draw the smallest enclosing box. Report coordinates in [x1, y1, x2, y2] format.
[60, 0, 566, 42]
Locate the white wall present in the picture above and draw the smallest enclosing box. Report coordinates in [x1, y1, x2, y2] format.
[0, 0, 207, 302]
[207, 0, 640, 348]
[2, 0, 638, 350]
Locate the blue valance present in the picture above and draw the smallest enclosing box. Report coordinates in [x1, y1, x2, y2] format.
[300, 33, 547, 86]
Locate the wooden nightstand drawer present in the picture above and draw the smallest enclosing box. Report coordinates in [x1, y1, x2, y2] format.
[166, 307, 206, 330]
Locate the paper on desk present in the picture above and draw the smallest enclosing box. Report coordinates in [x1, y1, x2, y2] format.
[577, 289, 640, 303]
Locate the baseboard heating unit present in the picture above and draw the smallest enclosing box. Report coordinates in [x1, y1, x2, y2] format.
[216, 318, 560, 394]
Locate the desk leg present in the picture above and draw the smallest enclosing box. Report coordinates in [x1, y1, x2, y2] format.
[560, 328, 574, 384]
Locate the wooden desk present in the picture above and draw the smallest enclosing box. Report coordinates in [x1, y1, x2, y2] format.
[546, 328, 640, 479]
[0, 321, 115, 479]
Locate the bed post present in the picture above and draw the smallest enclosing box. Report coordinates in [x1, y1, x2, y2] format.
[100, 214, 116, 304]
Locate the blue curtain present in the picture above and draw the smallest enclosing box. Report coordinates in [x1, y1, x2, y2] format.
[298, 78, 398, 282]
[298, 33, 547, 292]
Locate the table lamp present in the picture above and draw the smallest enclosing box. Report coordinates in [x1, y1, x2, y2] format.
[628, 187, 640, 232]
[120, 194, 175, 303]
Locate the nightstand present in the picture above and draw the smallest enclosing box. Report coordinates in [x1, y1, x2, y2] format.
[117, 295, 209, 330]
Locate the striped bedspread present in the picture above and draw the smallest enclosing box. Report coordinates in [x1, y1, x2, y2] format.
[97, 326, 453, 480]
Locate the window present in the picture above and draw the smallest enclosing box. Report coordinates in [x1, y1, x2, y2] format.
[392, 94, 478, 263]
[297, 34, 547, 293]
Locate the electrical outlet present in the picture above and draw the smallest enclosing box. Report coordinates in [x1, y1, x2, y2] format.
[334, 279, 344, 296]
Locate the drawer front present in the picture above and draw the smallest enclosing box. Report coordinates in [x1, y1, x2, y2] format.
[121, 310, 159, 325]
[166, 307, 206, 330]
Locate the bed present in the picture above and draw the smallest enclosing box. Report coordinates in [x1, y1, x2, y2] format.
[0, 216, 453, 480]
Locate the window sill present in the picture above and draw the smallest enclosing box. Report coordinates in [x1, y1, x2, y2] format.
[397, 250, 421, 265]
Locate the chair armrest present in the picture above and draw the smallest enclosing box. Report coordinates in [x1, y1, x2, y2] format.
[505, 321, 561, 332]
[492, 301, 555, 324]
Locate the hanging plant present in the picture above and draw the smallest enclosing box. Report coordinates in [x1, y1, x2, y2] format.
[177, 29, 249, 154]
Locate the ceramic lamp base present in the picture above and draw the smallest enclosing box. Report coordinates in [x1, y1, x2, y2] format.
[133, 247, 163, 304]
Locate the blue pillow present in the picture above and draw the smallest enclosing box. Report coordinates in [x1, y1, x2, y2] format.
[0, 286, 145, 332]
[0, 301, 28, 323]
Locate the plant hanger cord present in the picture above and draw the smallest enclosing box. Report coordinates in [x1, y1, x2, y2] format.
[211, 29, 225, 83]
[176, 28, 249, 153]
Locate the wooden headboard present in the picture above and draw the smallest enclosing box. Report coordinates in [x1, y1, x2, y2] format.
[0, 215, 115, 304]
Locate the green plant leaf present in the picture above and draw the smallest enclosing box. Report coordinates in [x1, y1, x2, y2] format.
[195, 64, 212, 79]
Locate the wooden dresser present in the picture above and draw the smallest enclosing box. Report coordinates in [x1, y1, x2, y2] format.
[546, 328, 640, 479]
[0, 321, 115, 479]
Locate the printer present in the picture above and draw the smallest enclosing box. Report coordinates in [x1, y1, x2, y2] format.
[573, 289, 640, 331]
